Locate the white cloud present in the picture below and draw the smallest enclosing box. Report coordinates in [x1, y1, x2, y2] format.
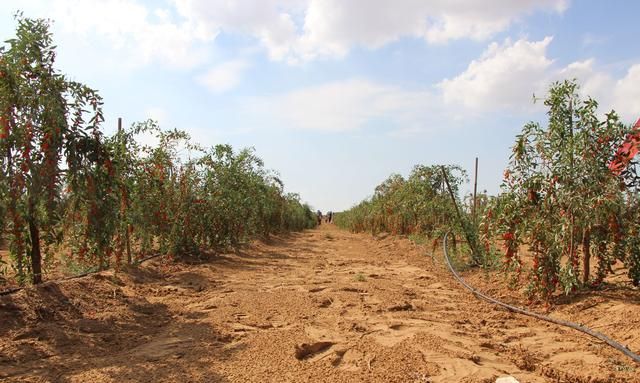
[246, 32, 637, 134]
[171, 0, 304, 62]
[439, 37, 554, 110]
[45, 0, 213, 70]
[611, 65, 640, 121]
[299, 0, 567, 60]
[422, 0, 568, 43]
[438, 37, 640, 122]
[2, 0, 569, 66]
[559, 59, 613, 105]
[197, 60, 250, 93]
[0, 0, 215, 71]
[298, 0, 567, 60]
[558, 59, 640, 122]
[170, 0, 568, 63]
[254, 79, 439, 133]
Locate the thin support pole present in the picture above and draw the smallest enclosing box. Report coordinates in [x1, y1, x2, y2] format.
[441, 166, 479, 263]
[118, 117, 133, 264]
[472, 157, 478, 224]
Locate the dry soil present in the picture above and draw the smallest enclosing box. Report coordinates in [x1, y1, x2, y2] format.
[0, 224, 638, 382]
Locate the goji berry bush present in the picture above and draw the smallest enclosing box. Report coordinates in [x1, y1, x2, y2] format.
[0, 17, 316, 285]
[484, 80, 640, 302]
[334, 164, 468, 241]
[337, 81, 640, 304]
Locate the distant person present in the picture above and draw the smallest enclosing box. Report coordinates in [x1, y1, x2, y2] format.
[327, 211, 333, 224]
[316, 210, 322, 226]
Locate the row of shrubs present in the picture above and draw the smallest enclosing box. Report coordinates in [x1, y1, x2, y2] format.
[336, 81, 640, 302]
[0, 17, 316, 285]
[334, 164, 468, 239]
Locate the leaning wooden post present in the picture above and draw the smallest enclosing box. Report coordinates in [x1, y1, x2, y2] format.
[472, 157, 478, 224]
[441, 166, 479, 264]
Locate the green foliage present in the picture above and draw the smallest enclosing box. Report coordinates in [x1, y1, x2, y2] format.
[335, 164, 470, 251]
[0, 17, 316, 285]
[486, 80, 640, 302]
[98, 123, 317, 261]
[624, 198, 640, 287]
[0, 16, 106, 283]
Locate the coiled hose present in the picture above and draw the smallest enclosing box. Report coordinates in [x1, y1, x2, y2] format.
[442, 231, 640, 365]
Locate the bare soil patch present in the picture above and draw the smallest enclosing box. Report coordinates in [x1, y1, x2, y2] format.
[1, 225, 638, 382]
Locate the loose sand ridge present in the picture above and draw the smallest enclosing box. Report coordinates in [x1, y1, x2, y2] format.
[0, 224, 638, 382]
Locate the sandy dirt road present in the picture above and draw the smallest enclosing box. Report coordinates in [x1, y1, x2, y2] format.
[1, 224, 638, 382]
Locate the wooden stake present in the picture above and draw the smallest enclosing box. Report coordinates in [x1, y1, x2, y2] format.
[118, 117, 133, 265]
[473, 157, 478, 224]
[441, 166, 479, 264]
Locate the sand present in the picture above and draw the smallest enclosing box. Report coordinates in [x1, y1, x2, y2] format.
[0, 224, 638, 382]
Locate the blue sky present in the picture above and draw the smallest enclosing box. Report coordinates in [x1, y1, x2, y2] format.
[1, 0, 639, 211]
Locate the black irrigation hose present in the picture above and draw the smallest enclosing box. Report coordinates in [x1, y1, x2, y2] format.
[0, 253, 165, 297]
[442, 231, 640, 365]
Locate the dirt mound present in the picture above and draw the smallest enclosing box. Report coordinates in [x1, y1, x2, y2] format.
[0, 225, 638, 382]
